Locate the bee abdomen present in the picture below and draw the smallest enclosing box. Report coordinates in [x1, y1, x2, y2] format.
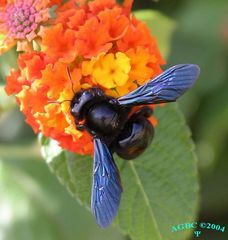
[114, 116, 154, 160]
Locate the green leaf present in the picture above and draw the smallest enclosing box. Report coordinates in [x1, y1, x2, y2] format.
[0, 85, 16, 112]
[0, 158, 125, 240]
[49, 5, 57, 19]
[0, 34, 5, 40]
[0, 161, 62, 240]
[42, 103, 199, 240]
[133, 10, 176, 59]
[0, 48, 17, 83]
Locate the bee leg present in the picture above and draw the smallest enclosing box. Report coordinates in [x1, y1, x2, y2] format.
[76, 121, 98, 138]
[75, 118, 87, 131]
[76, 124, 86, 131]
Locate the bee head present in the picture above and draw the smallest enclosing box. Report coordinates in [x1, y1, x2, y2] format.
[70, 88, 106, 121]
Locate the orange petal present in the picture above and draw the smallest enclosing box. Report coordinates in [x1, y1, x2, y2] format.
[98, 7, 129, 40]
[75, 17, 112, 58]
[88, 0, 116, 14]
[41, 23, 77, 63]
[5, 69, 23, 95]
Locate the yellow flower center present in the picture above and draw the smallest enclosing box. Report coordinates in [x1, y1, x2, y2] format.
[82, 52, 131, 89]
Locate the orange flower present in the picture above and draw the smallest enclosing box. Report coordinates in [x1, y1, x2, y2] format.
[0, 0, 7, 8]
[40, 23, 77, 63]
[5, 51, 49, 95]
[16, 85, 49, 132]
[5, 0, 165, 156]
[48, 0, 62, 7]
[122, 0, 133, 15]
[17, 51, 51, 80]
[98, 7, 129, 40]
[67, 8, 87, 31]
[35, 62, 76, 99]
[88, 0, 116, 15]
[117, 17, 163, 55]
[126, 47, 163, 84]
[53, 1, 87, 30]
[75, 17, 112, 58]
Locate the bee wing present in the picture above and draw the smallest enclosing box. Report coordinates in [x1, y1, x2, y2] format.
[91, 138, 123, 228]
[117, 64, 200, 106]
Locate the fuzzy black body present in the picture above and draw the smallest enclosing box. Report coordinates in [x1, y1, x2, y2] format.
[70, 88, 154, 159]
[86, 102, 129, 142]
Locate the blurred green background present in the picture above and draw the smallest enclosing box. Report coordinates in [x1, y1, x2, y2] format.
[0, 0, 228, 239]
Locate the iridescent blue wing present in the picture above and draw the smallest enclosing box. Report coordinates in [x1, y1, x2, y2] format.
[91, 138, 122, 228]
[117, 64, 200, 106]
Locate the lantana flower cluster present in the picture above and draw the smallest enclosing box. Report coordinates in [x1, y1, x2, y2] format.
[2, 0, 165, 155]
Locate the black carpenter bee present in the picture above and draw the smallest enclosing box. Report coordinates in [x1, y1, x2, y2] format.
[70, 64, 200, 228]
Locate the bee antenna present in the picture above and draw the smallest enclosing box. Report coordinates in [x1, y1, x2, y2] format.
[66, 67, 76, 94]
[61, 99, 72, 103]
[47, 99, 71, 105]
[47, 100, 61, 105]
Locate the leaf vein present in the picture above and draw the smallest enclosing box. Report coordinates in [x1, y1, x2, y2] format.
[129, 162, 162, 240]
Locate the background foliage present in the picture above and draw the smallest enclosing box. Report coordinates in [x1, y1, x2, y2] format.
[0, 0, 228, 239]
